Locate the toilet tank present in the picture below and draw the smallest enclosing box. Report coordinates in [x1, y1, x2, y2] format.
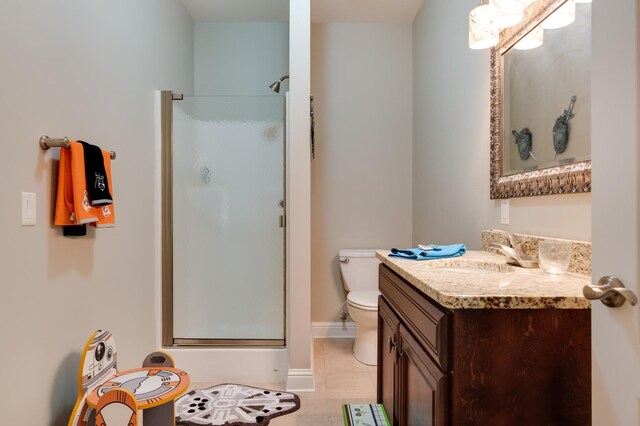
[338, 249, 381, 292]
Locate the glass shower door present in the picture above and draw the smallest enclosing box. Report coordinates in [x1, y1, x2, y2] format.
[171, 95, 285, 344]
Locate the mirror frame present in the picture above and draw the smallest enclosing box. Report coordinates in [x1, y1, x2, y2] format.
[490, 0, 591, 199]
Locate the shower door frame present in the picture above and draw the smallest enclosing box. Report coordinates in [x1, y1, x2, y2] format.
[161, 90, 286, 347]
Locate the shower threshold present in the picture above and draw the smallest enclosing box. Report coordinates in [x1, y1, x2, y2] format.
[172, 338, 285, 347]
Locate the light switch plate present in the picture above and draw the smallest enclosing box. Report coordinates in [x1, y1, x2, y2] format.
[500, 199, 510, 225]
[21, 192, 36, 226]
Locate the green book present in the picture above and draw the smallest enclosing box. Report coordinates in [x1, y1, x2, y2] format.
[342, 403, 390, 426]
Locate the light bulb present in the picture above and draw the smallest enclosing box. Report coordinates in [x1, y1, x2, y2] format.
[469, 4, 499, 50]
[490, 0, 524, 29]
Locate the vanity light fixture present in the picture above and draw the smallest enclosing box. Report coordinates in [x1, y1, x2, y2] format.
[489, 0, 524, 29]
[469, 3, 499, 49]
[468, 0, 539, 50]
[513, 25, 544, 49]
[541, 0, 576, 29]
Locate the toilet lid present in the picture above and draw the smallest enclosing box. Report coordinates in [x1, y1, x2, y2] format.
[347, 291, 379, 310]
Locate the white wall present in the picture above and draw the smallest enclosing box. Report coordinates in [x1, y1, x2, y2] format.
[195, 22, 289, 96]
[287, 0, 313, 391]
[311, 23, 413, 323]
[412, 0, 591, 249]
[0, 1, 194, 424]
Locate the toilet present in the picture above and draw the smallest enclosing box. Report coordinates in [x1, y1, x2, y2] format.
[338, 249, 381, 365]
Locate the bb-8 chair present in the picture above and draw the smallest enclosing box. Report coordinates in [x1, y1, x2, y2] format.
[68, 330, 177, 426]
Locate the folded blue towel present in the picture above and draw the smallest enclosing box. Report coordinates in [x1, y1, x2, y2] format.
[389, 244, 466, 260]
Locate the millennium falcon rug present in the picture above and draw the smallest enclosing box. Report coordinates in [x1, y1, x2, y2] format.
[175, 383, 300, 426]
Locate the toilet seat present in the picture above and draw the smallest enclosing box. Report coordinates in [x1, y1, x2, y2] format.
[347, 291, 379, 311]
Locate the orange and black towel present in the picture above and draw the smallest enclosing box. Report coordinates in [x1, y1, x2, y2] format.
[54, 143, 99, 225]
[54, 141, 115, 234]
[79, 141, 112, 206]
[90, 149, 115, 228]
[53, 144, 92, 236]
[54, 146, 75, 226]
[69, 141, 100, 225]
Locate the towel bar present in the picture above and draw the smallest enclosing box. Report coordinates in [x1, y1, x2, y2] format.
[39, 135, 116, 160]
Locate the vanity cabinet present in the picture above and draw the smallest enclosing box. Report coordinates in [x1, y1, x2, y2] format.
[378, 297, 399, 424]
[397, 323, 447, 425]
[377, 263, 591, 426]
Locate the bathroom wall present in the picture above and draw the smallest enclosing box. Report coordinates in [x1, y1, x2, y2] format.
[194, 22, 289, 96]
[287, 0, 313, 390]
[310, 23, 413, 323]
[0, 0, 194, 424]
[412, 0, 591, 249]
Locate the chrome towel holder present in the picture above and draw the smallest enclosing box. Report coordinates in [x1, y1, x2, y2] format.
[39, 135, 116, 160]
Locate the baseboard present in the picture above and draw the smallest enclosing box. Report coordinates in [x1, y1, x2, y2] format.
[312, 321, 356, 338]
[165, 347, 288, 384]
[286, 368, 315, 392]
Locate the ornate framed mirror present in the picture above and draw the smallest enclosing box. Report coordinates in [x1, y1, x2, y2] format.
[490, 0, 591, 199]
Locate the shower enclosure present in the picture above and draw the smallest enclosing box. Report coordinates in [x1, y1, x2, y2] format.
[161, 91, 286, 346]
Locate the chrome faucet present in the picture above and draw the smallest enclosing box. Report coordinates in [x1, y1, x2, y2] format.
[489, 230, 538, 268]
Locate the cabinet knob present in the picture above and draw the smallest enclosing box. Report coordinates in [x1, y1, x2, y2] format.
[388, 336, 397, 353]
[394, 348, 403, 363]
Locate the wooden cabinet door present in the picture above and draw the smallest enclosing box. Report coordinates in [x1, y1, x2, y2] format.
[398, 324, 447, 426]
[378, 298, 400, 425]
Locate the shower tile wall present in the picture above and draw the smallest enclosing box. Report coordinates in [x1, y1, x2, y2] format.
[194, 22, 289, 96]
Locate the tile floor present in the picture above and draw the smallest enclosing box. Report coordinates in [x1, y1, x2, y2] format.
[189, 338, 377, 425]
[278, 338, 378, 425]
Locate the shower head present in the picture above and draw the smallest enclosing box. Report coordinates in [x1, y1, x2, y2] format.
[269, 81, 281, 93]
[269, 75, 289, 93]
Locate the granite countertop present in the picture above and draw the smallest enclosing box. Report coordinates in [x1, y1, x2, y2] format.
[376, 250, 591, 309]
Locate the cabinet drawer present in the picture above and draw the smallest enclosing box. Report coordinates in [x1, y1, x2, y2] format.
[379, 264, 450, 370]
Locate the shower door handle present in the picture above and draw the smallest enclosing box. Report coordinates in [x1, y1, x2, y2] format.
[279, 215, 286, 228]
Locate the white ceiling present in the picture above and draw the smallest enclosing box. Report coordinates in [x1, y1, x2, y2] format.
[181, 0, 425, 24]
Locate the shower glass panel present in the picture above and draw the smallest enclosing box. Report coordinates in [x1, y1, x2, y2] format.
[172, 95, 285, 343]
